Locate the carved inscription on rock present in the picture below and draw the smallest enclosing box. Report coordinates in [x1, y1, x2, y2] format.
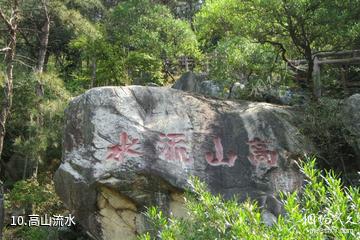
[156, 133, 192, 164]
[247, 138, 278, 167]
[106, 132, 142, 164]
[205, 137, 237, 167]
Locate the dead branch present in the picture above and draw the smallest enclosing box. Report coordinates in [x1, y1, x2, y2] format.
[260, 39, 307, 73]
[13, 59, 34, 69]
[0, 47, 10, 52]
[0, 9, 12, 30]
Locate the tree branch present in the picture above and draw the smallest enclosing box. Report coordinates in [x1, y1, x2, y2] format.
[18, 27, 41, 33]
[259, 39, 307, 73]
[42, 0, 50, 21]
[13, 59, 34, 69]
[19, 29, 36, 53]
[0, 47, 10, 52]
[0, 8, 12, 30]
[17, 54, 36, 63]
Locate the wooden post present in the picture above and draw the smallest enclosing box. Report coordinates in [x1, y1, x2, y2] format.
[290, 50, 360, 98]
[312, 56, 321, 98]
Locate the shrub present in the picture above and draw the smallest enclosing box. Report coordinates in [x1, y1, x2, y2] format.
[4, 175, 64, 240]
[139, 157, 360, 239]
[5, 175, 63, 216]
[299, 98, 358, 185]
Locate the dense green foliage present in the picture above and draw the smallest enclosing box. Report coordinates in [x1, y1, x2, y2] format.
[5, 176, 62, 215]
[195, 0, 360, 93]
[207, 37, 281, 86]
[3, 175, 63, 240]
[7, 72, 70, 178]
[299, 98, 359, 185]
[140, 158, 360, 239]
[103, 0, 201, 84]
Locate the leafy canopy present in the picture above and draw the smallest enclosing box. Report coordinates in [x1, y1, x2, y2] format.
[105, 0, 202, 84]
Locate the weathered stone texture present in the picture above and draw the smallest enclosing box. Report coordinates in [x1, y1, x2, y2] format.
[55, 86, 313, 239]
[342, 94, 360, 167]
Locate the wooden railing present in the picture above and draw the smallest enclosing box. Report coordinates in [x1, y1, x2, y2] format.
[290, 50, 360, 97]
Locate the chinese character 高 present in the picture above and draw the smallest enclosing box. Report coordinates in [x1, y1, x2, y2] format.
[247, 138, 278, 167]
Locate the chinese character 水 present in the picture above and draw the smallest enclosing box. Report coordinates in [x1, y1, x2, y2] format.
[106, 132, 142, 163]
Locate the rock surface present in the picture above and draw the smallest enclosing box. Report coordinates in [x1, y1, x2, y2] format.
[54, 86, 313, 239]
[197, 80, 222, 97]
[171, 71, 199, 92]
[228, 82, 245, 99]
[342, 94, 360, 167]
[172, 71, 222, 97]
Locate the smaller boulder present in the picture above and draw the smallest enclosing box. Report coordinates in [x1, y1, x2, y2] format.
[342, 94, 360, 167]
[198, 80, 221, 97]
[172, 72, 198, 92]
[146, 82, 159, 87]
[228, 82, 245, 99]
[172, 72, 222, 98]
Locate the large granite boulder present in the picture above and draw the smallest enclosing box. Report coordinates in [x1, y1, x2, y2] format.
[54, 86, 313, 240]
[342, 94, 360, 167]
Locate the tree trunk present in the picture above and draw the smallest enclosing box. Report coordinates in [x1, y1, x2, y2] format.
[312, 56, 321, 99]
[34, 0, 50, 95]
[0, 38, 16, 170]
[304, 46, 317, 100]
[0, 184, 3, 240]
[43, 51, 50, 72]
[0, 1, 19, 238]
[36, 14, 50, 74]
[31, 0, 50, 179]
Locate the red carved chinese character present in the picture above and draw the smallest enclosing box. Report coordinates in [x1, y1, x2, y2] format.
[205, 137, 237, 167]
[247, 138, 278, 167]
[106, 132, 142, 163]
[157, 133, 191, 163]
